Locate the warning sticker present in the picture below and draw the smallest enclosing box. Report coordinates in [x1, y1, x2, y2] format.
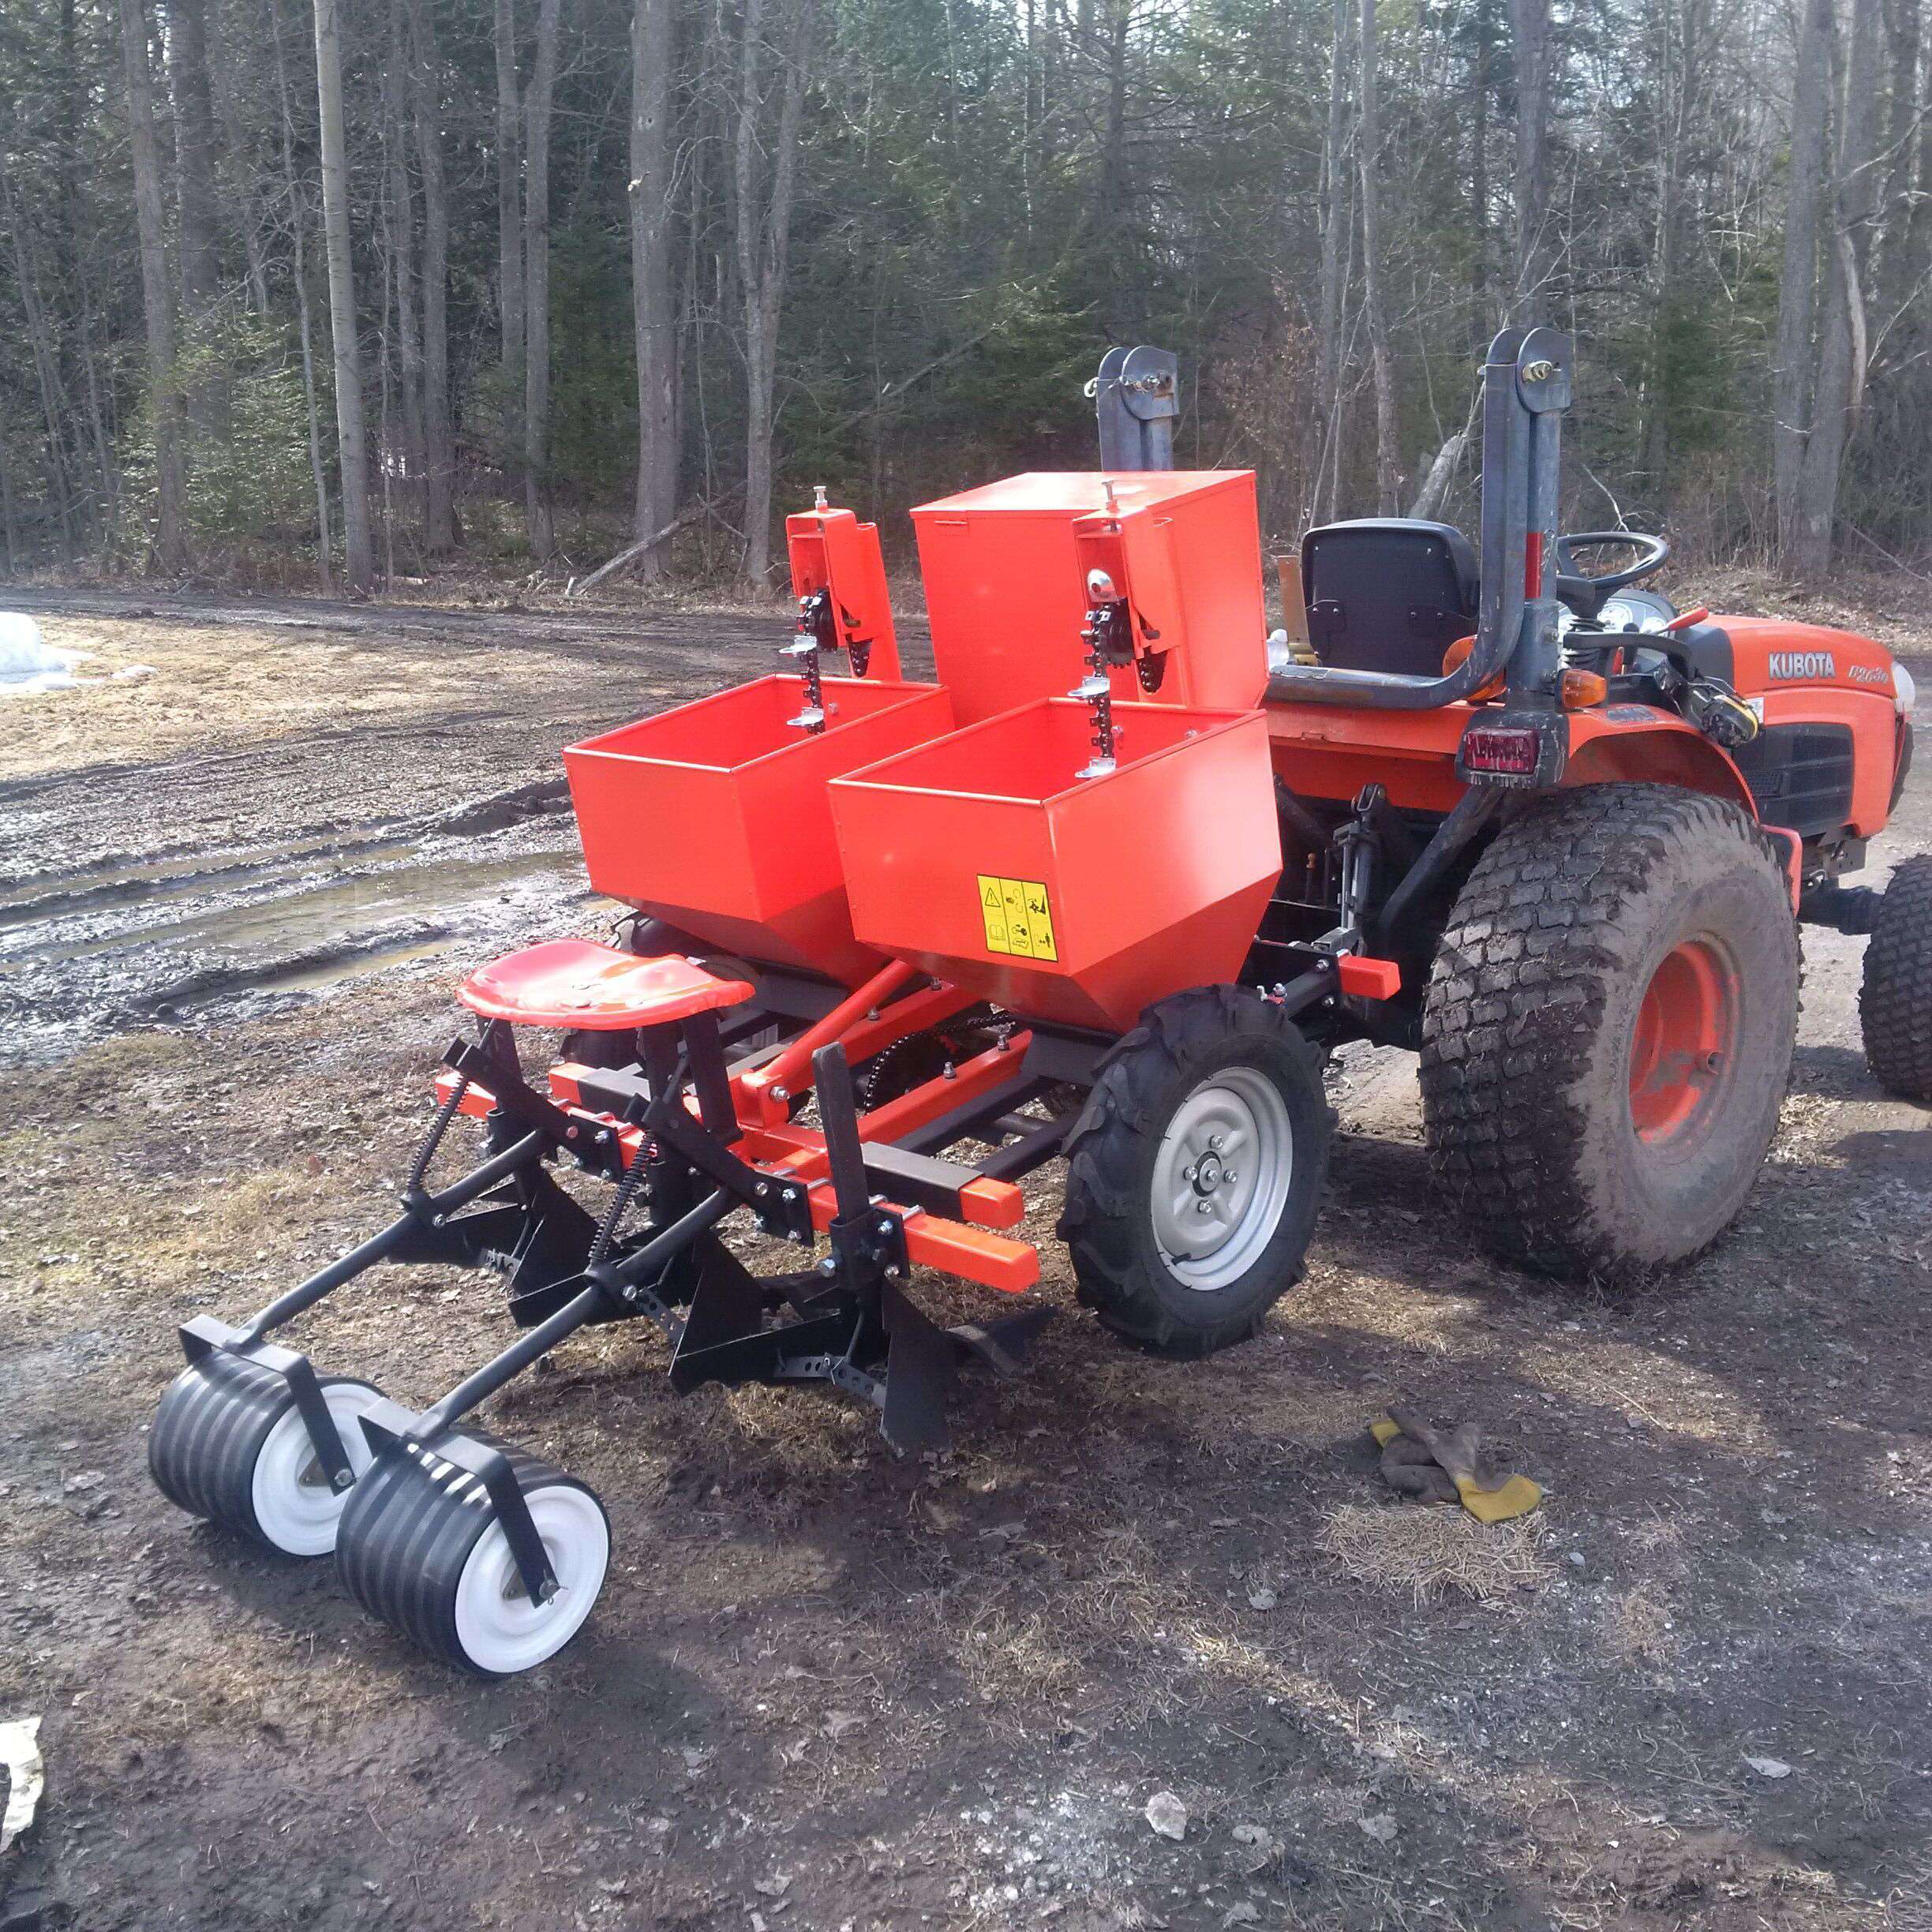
[977, 874, 1058, 961]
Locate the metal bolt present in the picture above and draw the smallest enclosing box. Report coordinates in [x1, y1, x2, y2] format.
[756, 1182, 770, 1198]
[1208, 1134, 1223, 1151]
[623, 1284, 638, 1301]
[566, 1125, 578, 1140]
[1703, 1051, 1725, 1073]
[1184, 1164, 1197, 1181]
[817, 1257, 838, 1277]
[1523, 358, 1556, 382]
[432, 1213, 446, 1227]
[877, 1216, 895, 1235]
[770, 1086, 788, 1103]
[332, 1470, 355, 1492]
[1225, 1170, 1237, 1185]
[1196, 1200, 1214, 1215]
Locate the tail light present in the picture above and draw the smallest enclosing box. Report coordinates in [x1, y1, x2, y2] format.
[1460, 725, 1540, 776]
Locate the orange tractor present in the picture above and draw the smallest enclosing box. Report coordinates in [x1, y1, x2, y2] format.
[151, 328, 1926, 1673]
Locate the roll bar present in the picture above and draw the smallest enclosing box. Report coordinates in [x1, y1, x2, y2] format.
[1265, 326, 1572, 710]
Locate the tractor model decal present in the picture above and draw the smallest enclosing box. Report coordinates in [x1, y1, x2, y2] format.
[979, 874, 1059, 960]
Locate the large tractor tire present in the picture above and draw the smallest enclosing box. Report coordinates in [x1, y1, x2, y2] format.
[1859, 855, 1932, 1102]
[1058, 985, 1333, 1356]
[1420, 784, 1799, 1282]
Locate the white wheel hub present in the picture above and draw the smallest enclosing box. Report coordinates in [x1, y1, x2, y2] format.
[249, 1382, 384, 1556]
[1150, 1065, 1296, 1291]
[453, 1485, 609, 1675]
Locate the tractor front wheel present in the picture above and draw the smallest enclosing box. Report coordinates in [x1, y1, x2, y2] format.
[1420, 784, 1799, 1282]
[1058, 986, 1333, 1355]
[1859, 856, 1932, 1102]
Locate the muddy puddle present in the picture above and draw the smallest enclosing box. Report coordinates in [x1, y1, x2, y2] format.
[0, 810, 616, 1058]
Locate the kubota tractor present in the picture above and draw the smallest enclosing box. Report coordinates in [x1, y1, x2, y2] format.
[150, 327, 1926, 1675]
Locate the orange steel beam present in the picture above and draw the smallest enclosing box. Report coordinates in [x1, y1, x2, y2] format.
[735, 957, 923, 1118]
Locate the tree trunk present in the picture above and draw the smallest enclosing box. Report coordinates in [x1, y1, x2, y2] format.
[167, 0, 223, 318]
[271, 0, 334, 590]
[313, 0, 373, 592]
[384, 0, 427, 535]
[522, 0, 564, 560]
[207, 31, 272, 315]
[494, 0, 526, 400]
[1792, 0, 1884, 575]
[1506, 0, 1552, 318]
[1469, 0, 1492, 354]
[1877, 0, 1923, 320]
[116, 0, 188, 571]
[1773, 0, 1835, 558]
[0, 148, 79, 552]
[1357, 0, 1401, 514]
[409, 0, 457, 556]
[1310, 0, 1350, 526]
[734, 0, 818, 585]
[629, 0, 680, 578]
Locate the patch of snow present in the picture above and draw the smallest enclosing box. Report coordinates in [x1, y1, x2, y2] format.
[0, 613, 83, 693]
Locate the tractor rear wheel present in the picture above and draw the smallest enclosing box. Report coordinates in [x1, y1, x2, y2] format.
[1420, 784, 1799, 1282]
[1058, 985, 1332, 1355]
[1859, 855, 1932, 1102]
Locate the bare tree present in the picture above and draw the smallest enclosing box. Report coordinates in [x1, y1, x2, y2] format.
[521, 0, 564, 560]
[732, 0, 819, 584]
[1309, 0, 1351, 526]
[313, 0, 373, 591]
[1773, 0, 1835, 557]
[384, 0, 427, 532]
[1357, 0, 1401, 513]
[409, 0, 456, 555]
[1792, 0, 1884, 573]
[1507, 0, 1553, 316]
[116, 0, 188, 569]
[168, 0, 223, 319]
[494, 0, 525, 407]
[270, 0, 333, 589]
[629, 0, 679, 578]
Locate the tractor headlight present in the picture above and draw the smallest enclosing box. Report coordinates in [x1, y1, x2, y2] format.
[1895, 661, 1917, 715]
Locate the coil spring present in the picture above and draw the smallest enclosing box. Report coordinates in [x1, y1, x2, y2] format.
[406, 1074, 470, 1195]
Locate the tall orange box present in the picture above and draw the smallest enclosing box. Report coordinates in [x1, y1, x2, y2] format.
[908, 471, 1269, 726]
[829, 699, 1281, 1032]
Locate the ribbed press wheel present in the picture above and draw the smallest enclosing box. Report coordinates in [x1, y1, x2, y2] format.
[149, 1354, 384, 1556]
[334, 1432, 610, 1676]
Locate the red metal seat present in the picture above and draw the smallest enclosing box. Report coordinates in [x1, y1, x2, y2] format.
[457, 940, 754, 1030]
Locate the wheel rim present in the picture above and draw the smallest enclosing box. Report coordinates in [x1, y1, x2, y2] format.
[1628, 936, 1740, 1145]
[249, 1383, 384, 1556]
[1149, 1065, 1295, 1291]
[452, 1485, 609, 1674]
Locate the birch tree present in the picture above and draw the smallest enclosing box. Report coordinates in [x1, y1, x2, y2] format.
[629, 0, 679, 578]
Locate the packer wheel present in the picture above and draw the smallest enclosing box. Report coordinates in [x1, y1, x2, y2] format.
[334, 1433, 610, 1676]
[149, 1354, 384, 1556]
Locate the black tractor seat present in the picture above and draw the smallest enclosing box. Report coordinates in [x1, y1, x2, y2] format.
[1301, 519, 1480, 680]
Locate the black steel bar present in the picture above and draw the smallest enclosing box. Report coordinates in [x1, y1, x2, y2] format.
[975, 1114, 1075, 1181]
[1369, 786, 1503, 952]
[240, 1130, 547, 1342]
[417, 1186, 734, 1433]
[812, 1044, 871, 1219]
[684, 1011, 738, 1140]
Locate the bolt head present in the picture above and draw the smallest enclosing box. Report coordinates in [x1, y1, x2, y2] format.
[332, 1470, 355, 1492]
[1224, 1170, 1237, 1185]
[1184, 1164, 1197, 1181]
[770, 1086, 788, 1103]
[1196, 1199, 1214, 1215]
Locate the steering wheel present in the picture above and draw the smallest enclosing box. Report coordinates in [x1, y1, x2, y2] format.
[1552, 530, 1670, 620]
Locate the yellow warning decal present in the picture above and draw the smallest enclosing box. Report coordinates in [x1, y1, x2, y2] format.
[977, 874, 1058, 961]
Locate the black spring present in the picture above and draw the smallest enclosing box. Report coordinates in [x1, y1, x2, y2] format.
[405, 1074, 470, 1196]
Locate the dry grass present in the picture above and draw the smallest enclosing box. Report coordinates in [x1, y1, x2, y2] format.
[1315, 1502, 1556, 1605]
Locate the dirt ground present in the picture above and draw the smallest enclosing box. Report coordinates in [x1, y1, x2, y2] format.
[2, 577, 1930, 1932]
